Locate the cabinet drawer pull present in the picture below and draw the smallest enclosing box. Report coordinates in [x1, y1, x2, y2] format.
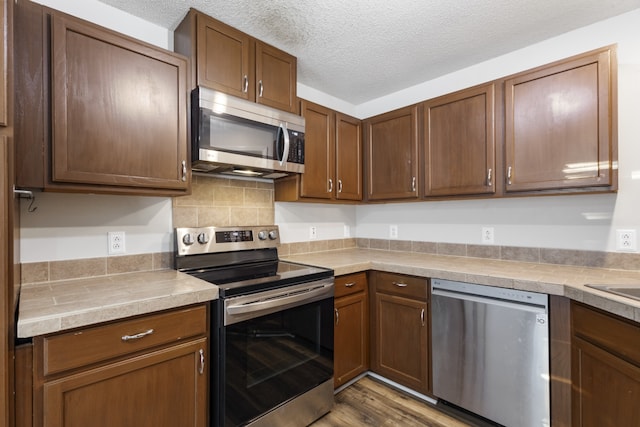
[487, 168, 492, 186]
[258, 80, 264, 97]
[328, 179, 333, 192]
[181, 160, 187, 182]
[411, 176, 416, 192]
[421, 308, 425, 326]
[121, 328, 154, 342]
[507, 166, 512, 185]
[338, 180, 343, 193]
[335, 308, 339, 325]
[392, 281, 408, 288]
[242, 75, 249, 93]
[199, 349, 205, 375]
[344, 282, 356, 287]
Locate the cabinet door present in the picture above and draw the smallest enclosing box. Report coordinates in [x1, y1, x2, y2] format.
[42, 338, 207, 427]
[572, 338, 640, 426]
[365, 105, 419, 200]
[300, 101, 334, 199]
[0, 0, 6, 127]
[196, 13, 252, 100]
[423, 84, 495, 196]
[334, 292, 368, 388]
[255, 42, 297, 113]
[505, 47, 616, 192]
[51, 12, 189, 191]
[336, 113, 363, 201]
[371, 292, 428, 394]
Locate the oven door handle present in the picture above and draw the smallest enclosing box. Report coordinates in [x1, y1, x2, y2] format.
[226, 282, 333, 317]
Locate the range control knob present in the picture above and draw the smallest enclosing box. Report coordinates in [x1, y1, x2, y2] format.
[258, 230, 268, 240]
[197, 233, 209, 244]
[268, 230, 278, 240]
[182, 233, 195, 246]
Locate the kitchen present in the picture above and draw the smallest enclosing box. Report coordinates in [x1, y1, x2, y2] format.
[3, 0, 640, 426]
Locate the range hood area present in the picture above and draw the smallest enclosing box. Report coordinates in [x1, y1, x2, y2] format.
[191, 87, 305, 179]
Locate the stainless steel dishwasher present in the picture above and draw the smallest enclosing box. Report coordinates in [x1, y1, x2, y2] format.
[431, 279, 550, 427]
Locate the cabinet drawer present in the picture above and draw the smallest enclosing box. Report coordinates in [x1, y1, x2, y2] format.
[374, 272, 428, 300]
[572, 302, 640, 366]
[335, 272, 367, 298]
[41, 305, 207, 376]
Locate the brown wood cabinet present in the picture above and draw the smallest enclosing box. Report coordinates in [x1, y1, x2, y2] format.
[14, 2, 189, 196]
[370, 271, 429, 394]
[0, 0, 7, 127]
[422, 83, 496, 197]
[571, 302, 640, 427]
[175, 9, 297, 114]
[505, 46, 617, 194]
[32, 305, 209, 427]
[364, 105, 419, 201]
[275, 101, 362, 202]
[334, 272, 368, 389]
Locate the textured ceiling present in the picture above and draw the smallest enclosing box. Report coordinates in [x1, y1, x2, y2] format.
[98, 0, 640, 105]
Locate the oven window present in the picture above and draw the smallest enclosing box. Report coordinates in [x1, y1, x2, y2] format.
[223, 297, 333, 427]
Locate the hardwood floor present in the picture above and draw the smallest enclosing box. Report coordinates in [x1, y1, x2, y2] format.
[311, 376, 473, 427]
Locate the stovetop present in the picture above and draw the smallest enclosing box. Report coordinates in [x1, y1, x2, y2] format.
[175, 225, 334, 297]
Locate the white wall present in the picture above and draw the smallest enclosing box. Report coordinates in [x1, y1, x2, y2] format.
[18, 3, 640, 262]
[276, 9, 640, 253]
[19, 0, 175, 263]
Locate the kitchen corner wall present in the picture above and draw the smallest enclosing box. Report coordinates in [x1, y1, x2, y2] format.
[283, 8, 640, 255]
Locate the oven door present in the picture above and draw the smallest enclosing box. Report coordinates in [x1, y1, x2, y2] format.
[218, 279, 334, 427]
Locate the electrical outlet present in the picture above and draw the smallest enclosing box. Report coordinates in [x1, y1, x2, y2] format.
[389, 224, 398, 239]
[616, 229, 637, 252]
[482, 227, 495, 244]
[108, 231, 126, 255]
[309, 226, 317, 239]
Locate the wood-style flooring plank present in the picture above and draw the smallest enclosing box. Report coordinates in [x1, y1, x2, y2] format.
[312, 376, 472, 427]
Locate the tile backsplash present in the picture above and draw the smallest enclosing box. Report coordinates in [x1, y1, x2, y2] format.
[172, 175, 274, 228]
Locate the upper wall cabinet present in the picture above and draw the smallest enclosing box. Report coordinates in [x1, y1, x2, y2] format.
[422, 83, 496, 197]
[175, 9, 298, 114]
[504, 46, 617, 193]
[14, 2, 190, 196]
[275, 100, 362, 202]
[0, 0, 7, 127]
[364, 105, 419, 201]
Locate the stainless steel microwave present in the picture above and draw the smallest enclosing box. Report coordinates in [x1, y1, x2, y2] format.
[191, 87, 305, 179]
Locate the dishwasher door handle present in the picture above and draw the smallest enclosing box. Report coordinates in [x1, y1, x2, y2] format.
[432, 288, 547, 314]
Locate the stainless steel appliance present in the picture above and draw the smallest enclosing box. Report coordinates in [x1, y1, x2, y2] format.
[191, 87, 305, 179]
[175, 225, 334, 427]
[431, 279, 550, 427]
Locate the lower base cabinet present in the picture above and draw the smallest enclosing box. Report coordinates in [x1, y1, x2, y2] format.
[370, 271, 429, 395]
[571, 302, 640, 426]
[334, 273, 368, 388]
[32, 305, 209, 427]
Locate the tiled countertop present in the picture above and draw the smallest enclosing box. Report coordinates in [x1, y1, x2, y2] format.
[283, 248, 640, 322]
[17, 269, 218, 338]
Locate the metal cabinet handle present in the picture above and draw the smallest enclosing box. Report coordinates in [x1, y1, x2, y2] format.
[338, 179, 343, 193]
[242, 75, 249, 93]
[392, 281, 408, 287]
[487, 168, 492, 186]
[411, 176, 416, 192]
[121, 328, 154, 342]
[199, 349, 205, 375]
[507, 166, 512, 185]
[328, 179, 333, 192]
[335, 308, 339, 325]
[344, 282, 355, 288]
[258, 80, 264, 97]
[420, 308, 425, 326]
[181, 160, 187, 182]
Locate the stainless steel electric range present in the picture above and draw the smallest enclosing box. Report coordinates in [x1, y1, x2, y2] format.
[175, 225, 335, 427]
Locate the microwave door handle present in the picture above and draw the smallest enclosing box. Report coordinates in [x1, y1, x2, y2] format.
[279, 123, 290, 166]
